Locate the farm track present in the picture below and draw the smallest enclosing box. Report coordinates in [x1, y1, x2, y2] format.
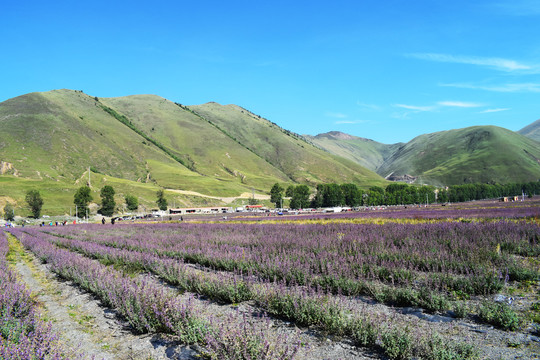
[8, 235, 193, 359]
[76, 243, 540, 359]
[10, 233, 380, 359]
[13, 232, 540, 360]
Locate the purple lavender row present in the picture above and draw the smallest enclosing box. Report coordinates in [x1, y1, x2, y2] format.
[8, 229, 299, 359]
[0, 231, 76, 359]
[34, 229, 252, 304]
[45, 221, 539, 296]
[24, 229, 476, 359]
[8, 228, 210, 342]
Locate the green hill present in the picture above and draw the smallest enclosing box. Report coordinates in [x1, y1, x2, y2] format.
[377, 126, 540, 185]
[308, 126, 540, 186]
[188, 103, 386, 187]
[0, 89, 387, 215]
[3, 88, 535, 216]
[304, 131, 402, 171]
[518, 119, 540, 142]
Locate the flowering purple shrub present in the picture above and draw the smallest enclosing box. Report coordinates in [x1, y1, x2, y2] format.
[7, 229, 299, 359]
[43, 220, 539, 301]
[8, 228, 208, 343]
[0, 230, 74, 359]
[204, 313, 299, 360]
[10, 219, 489, 359]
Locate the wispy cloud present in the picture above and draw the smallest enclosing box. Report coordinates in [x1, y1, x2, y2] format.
[393, 104, 435, 112]
[441, 82, 540, 93]
[478, 108, 510, 114]
[437, 101, 484, 108]
[408, 53, 532, 72]
[325, 112, 348, 119]
[356, 102, 381, 111]
[335, 119, 370, 124]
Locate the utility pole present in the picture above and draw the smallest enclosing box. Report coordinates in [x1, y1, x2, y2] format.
[88, 166, 91, 187]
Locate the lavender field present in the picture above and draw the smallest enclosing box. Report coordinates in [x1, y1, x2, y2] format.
[2, 199, 539, 359]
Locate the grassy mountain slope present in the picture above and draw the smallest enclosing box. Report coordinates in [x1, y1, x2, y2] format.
[0, 89, 182, 182]
[304, 131, 402, 171]
[188, 103, 387, 188]
[0, 89, 389, 214]
[518, 119, 540, 142]
[98, 95, 292, 194]
[377, 126, 540, 185]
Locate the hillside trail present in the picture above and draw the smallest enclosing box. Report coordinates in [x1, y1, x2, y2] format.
[166, 189, 270, 204]
[8, 235, 192, 360]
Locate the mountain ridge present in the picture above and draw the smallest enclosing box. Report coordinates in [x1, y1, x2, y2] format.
[310, 125, 540, 186]
[1, 88, 538, 217]
[0, 89, 388, 215]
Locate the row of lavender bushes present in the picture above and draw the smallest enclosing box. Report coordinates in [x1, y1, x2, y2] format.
[44, 221, 539, 301]
[43, 225, 522, 332]
[0, 230, 77, 359]
[25, 228, 480, 359]
[42, 229, 474, 321]
[8, 228, 299, 360]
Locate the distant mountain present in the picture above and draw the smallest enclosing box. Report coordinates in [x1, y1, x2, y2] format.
[518, 119, 540, 142]
[0, 89, 387, 214]
[188, 104, 384, 186]
[304, 131, 402, 171]
[310, 126, 540, 186]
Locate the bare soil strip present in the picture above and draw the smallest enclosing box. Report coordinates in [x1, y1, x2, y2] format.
[9, 237, 191, 360]
[9, 232, 540, 359]
[10, 235, 380, 359]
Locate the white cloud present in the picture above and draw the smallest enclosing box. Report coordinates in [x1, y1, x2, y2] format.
[335, 120, 369, 124]
[356, 102, 381, 111]
[325, 112, 348, 119]
[442, 82, 540, 93]
[408, 53, 532, 72]
[393, 104, 435, 112]
[478, 108, 511, 114]
[437, 101, 484, 108]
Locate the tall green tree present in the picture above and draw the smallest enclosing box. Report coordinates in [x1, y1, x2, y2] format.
[3, 203, 14, 221]
[340, 183, 362, 207]
[310, 184, 325, 208]
[25, 190, 43, 218]
[270, 183, 284, 208]
[74, 186, 92, 218]
[99, 185, 116, 217]
[289, 184, 310, 209]
[285, 185, 295, 198]
[124, 194, 139, 211]
[366, 186, 385, 206]
[156, 189, 168, 211]
[323, 183, 344, 207]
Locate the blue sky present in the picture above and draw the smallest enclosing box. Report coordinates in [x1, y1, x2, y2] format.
[1, 0, 539, 143]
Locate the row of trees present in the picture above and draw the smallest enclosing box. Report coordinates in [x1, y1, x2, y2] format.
[74, 186, 168, 218]
[3, 186, 170, 220]
[270, 180, 540, 209]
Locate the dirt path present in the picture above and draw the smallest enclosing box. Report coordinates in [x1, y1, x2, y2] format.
[10, 233, 539, 359]
[166, 189, 270, 204]
[9, 235, 377, 359]
[9, 236, 192, 360]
